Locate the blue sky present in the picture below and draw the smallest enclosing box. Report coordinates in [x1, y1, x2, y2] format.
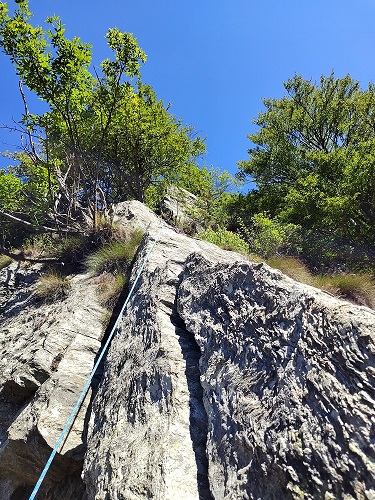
[1, 0, 375, 188]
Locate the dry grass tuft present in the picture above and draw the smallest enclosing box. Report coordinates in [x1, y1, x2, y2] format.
[85, 230, 144, 275]
[35, 272, 71, 302]
[0, 254, 12, 270]
[96, 272, 127, 310]
[86, 230, 144, 314]
[314, 273, 375, 308]
[246, 252, 263, 264]
[266, 256, 315, 285]
[266, 256, 375, 309]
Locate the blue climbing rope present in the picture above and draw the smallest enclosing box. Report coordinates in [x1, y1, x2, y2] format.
[29, 226, 162, 500]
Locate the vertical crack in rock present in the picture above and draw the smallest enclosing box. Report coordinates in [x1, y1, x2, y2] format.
[171, 304, 213, 500]
[83, 257, 214, 499]
[177, 253, 375, 500]
[82, 218, 238, 499]
[3, 202, 374, 499]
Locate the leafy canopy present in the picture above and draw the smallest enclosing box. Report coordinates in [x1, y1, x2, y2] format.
[0, 0, 205, 249]
[238, 73, 375, 252]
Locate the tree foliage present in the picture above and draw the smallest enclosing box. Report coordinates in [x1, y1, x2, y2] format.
[0, 0, 204, 250]
[238, 73, 375, 266]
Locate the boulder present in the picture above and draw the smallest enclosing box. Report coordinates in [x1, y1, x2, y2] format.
[178, 254, 375, 499]
[83, 211, 242, 499]
[160, 186, 200, 231]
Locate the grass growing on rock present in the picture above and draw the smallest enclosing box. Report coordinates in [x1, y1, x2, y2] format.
[266, 256, 375, 309]
[96, 273, 127, 309]
[266, 256, 315, 285]
[314, 273, 375, 308]
[35, 272, 71, 302]
[85, 230, 144, 275]
[86, 229, 144, 312]
[0, 254, 12, 270]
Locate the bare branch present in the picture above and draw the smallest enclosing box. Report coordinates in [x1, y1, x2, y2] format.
[0, 209, 82, 235]
[0, 246, 61, 263]
[18, 80, 40, 158]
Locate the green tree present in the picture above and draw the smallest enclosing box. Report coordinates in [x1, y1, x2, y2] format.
[98, 84, 205, 203]
[238, 73, 375, 259]
[0, 0, 204, 250]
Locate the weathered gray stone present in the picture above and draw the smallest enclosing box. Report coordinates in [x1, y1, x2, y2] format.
[0, 262, 106, 497]
[112, 199, 165, 233]
[160, 186, 200, 231]
[83, 217, 241, 499]
[1, 201, 374, 499]
[177, 254, 375, 499]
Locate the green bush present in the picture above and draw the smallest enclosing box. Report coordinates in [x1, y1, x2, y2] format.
[299, 230, 375, 273]
[239, 213, 301, 259]
[197, 227, 249, 254]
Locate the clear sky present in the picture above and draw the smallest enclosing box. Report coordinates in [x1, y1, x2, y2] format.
[1, 0, 375, 188]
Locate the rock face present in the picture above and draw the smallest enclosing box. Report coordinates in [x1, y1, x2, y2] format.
[82, 217, 238, 500]
[0, 262, 107, 498]
[177, 255, 375, 499]
[0, 200, 374, 499]
[159, 186, 200, 230]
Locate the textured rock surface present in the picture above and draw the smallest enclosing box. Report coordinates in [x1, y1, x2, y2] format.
[1, 200, 374, 499]
[160, 186, 199, 229]
[112, 199, 164, 232]
[177, 255, 375, 499]
[0, 262, 106, 498]
[83, 217, 241, 499]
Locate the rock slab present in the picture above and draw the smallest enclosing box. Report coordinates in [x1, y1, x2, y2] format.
[177, 254, 375, 499]
[0, 201, 374, 500]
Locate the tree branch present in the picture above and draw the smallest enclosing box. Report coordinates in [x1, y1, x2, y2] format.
[0, 209, 82, 235]
[0, 246, 61, 263]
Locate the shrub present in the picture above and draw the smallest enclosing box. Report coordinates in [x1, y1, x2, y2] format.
[35, 272, 71, 301]
[54, 234, 91, 262]
[197, 227, 249, 254]
[85, 230, 144, 275]
[238, 214, 301, 259]
[300, 229, 375, 273]
[255, 214, 301, 257]
[21, 233, 56, 260]
[0, 254, 12, 270]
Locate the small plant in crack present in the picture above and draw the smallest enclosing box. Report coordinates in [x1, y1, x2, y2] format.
[35, 272, 71, 302]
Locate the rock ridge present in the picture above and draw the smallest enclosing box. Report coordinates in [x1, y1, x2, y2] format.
[0, 200, 374, 499]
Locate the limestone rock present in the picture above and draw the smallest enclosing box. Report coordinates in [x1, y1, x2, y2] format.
[112, 199, 164, 232]
[160, 186, 199, 230]
[83, 218, 241, 499]
[0, 262, 106, 498]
